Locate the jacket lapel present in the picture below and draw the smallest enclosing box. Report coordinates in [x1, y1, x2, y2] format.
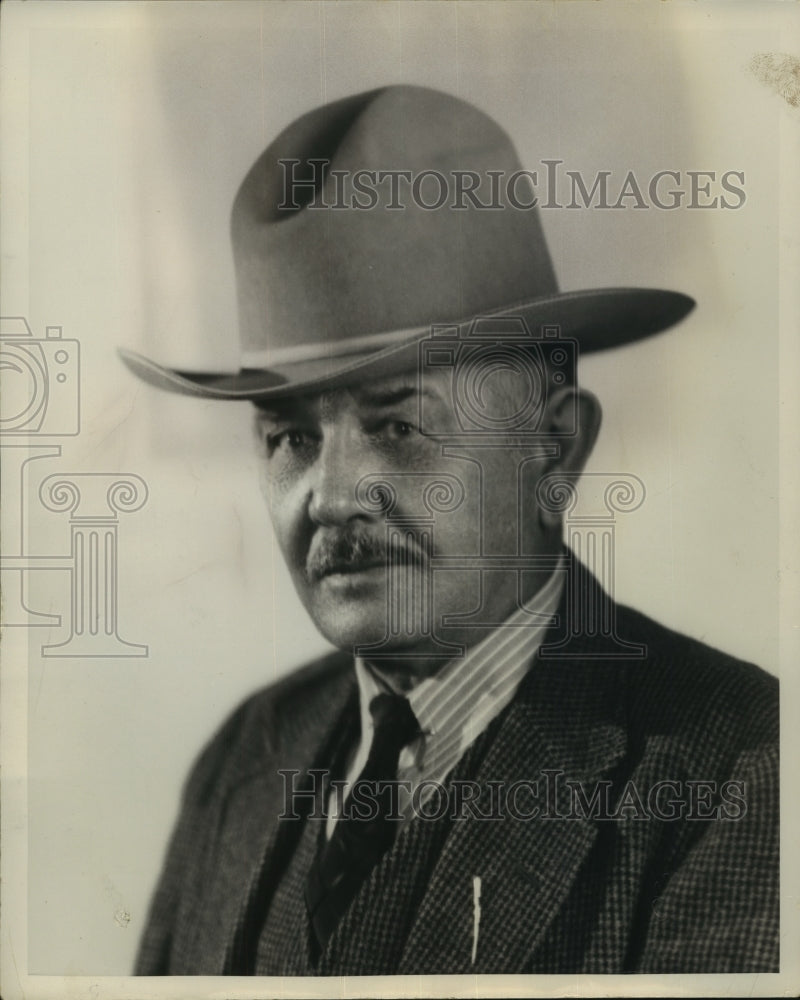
[400, 559, 631, 974]
[398, 695, 626, 973]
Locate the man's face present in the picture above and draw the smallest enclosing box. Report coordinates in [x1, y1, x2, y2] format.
[255, 367, 561, 664]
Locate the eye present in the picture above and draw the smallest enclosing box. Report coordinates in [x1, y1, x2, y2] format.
[387, 420, 413, 438]
[367, 418, 420, 444]
[284, 429, 309, 447]
[265, 427, 315, 454]
[365, 417, 426, 447]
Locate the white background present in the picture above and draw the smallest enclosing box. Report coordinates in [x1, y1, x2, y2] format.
[1, 0, 797, 992]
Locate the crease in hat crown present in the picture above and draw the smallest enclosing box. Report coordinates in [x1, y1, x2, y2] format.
[119, 84, 695, 401]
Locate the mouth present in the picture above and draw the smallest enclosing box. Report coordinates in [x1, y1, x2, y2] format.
[310, 553, 427, 587]
[321, 559, 387, 579]
[306, 532, 428, 587]
[312, 561, 388, 594]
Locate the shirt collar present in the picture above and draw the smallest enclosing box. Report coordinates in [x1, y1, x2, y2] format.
[354, 558, 564, 765]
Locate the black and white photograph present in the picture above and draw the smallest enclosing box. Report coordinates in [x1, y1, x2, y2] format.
[1, 2, 798, 997]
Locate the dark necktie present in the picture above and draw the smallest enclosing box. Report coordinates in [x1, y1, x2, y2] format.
[305, 692, 419, 955]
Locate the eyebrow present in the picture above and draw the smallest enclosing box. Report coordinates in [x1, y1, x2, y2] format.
[357, 382, 442, 407]
[252, 379, 443, 420]
[252, 401, 300, 424]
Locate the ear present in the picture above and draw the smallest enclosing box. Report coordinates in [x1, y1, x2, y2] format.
[537, 386, 602, 529]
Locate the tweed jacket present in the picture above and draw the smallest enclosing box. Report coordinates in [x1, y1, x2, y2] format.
[135, 561, 779, 975]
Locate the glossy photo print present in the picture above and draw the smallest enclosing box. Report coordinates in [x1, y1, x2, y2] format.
[1, 2, 798, 999]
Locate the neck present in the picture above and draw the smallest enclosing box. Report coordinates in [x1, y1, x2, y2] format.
[365, 544, 563, 693]
[367, 654, 454, 693]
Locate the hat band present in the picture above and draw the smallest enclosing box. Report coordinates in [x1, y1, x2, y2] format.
[240, 326, 423, 370]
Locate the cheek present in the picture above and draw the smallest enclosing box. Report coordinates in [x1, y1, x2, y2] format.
[258, 463, 272, 508]
[432, 451, 547, 555]
[259, 468, 306, 559]
[426, 492, 482, 556]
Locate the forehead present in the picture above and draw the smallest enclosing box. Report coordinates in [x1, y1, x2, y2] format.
[257, 369, 449, 419]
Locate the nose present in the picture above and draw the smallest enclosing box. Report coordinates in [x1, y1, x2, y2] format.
[307, 428, 370, 527]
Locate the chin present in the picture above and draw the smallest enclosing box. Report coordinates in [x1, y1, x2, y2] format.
[310, 609, 388, 652]
[310, 610, 428, 657]
[304, 575, 437, 654]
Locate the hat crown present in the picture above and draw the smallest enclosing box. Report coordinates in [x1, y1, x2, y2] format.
[231, 85, 558, 364]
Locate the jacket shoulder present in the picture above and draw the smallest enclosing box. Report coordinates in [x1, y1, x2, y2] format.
[613, 600, 778, 756]
[181, 648, 352, 807]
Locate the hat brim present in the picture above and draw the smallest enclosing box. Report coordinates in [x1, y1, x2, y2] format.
[119, 287, 694, 402]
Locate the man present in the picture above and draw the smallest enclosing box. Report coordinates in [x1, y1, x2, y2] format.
[121, 86, 778, 975]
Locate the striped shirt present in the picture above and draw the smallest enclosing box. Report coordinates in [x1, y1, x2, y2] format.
[326, 563, 564, 835]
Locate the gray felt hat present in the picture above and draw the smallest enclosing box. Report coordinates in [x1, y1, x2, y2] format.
[119, 85, 694, 400]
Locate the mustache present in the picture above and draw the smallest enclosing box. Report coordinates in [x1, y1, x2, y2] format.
[306, 529, 427, 581]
